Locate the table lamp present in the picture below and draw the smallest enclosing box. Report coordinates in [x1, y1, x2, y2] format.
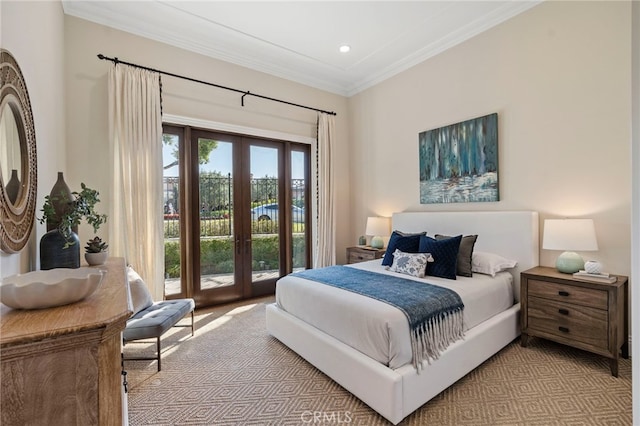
[366, 217, 390, 249]
[542, 218, 598, 273]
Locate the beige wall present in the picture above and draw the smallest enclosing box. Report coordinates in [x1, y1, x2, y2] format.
[348, 1, 632, 277]
[63, 16, 351, 261]
[0, 1, 66, 277]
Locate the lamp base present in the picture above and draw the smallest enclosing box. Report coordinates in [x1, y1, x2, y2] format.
[370, 236, 384, 249]
[555, 251, 585, 274]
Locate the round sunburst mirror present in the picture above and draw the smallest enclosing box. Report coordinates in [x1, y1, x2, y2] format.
[0, 49, 38, 253]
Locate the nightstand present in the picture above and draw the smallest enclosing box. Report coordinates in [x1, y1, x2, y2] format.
[520, 266, 628, 377]
[346, 246, 385, 264]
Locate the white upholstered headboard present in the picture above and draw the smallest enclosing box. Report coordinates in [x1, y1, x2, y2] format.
[392, 211, 539, 302]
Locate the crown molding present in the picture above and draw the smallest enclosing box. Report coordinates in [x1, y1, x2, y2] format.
[64, 1, 541, 98]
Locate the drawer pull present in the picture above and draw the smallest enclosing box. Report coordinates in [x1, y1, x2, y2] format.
[558, 326, 570, 333]
[558, 291, 570, 297]
[558, 308, 569, 315]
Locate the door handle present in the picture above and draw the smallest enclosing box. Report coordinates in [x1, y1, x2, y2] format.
[234, 238, 252, 255]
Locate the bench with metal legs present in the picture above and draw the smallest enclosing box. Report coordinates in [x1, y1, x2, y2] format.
[122, 299, 195, 371]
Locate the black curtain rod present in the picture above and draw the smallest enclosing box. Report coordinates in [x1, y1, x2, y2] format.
[97, 54, 337, 116]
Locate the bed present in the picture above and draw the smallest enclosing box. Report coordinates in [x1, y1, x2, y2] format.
[266, 211, 539, 424]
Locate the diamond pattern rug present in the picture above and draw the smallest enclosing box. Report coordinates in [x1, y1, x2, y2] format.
[125, 296, 631, 425]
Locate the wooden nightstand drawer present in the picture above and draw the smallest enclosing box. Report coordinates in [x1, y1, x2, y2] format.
[528, 296, 608, 349]
[346, 247, 385, 264]
[349, 251, 376, 263]
[528, 279, 607, 310]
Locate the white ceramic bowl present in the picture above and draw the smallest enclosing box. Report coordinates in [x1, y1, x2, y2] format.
[1, 267, 105, 310]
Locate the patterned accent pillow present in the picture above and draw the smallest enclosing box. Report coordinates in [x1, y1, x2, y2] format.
[435, 234, 478, 277]
[389, 249, 434, 278]
[418, 235, 463, 280]
[381, 230, 427, 266]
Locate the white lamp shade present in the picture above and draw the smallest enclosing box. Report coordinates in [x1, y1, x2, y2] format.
[366, 216, 390, 249]
[542, 219, 598, 251]
[365, 217, 390, 238]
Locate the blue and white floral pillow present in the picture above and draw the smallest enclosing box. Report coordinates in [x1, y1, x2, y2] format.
[388, 249, 434, 278]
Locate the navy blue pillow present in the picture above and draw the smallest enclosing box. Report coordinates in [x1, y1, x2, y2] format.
[381, 231, 426, 266]
[418, 235, 463, 280]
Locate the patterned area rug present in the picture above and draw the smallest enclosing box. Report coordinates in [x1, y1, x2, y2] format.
[125, 297, 632, 425]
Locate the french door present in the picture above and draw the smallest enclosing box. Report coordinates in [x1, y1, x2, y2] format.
[162, 125, 310, 307]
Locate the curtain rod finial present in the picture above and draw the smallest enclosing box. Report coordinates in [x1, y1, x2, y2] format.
[97, 54, 104, 60]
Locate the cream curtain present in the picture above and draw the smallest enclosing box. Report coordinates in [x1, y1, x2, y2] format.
[108, 64, 164, 300]
[313, 113, 336, 267]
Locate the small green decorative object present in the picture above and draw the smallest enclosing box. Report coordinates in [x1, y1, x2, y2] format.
[84, 236, 109, 266]
[555, 251, 584, 274]
[85, 236, 108, 253]
[370, 236, 384, 249]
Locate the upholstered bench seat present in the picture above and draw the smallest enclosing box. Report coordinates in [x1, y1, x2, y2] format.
[122, 267, 195, 371]
[124, 299, 195, 341]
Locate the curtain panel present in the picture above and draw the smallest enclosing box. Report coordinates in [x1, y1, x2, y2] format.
[108, 64, 164, 300]
[314, 113, 336, 267]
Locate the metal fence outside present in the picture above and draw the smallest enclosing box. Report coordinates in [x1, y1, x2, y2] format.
[163, 176, 306, 236]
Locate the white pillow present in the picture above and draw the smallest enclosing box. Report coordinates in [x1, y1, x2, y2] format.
[388, 249, 434, 278]
[472, 251, 517, 277]
[127, 266, 154, 315]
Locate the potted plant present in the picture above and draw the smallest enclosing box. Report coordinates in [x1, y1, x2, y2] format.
[38, 182, 108, 270]
[84, 236, 109, 266]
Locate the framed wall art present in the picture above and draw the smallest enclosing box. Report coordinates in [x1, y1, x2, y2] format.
[419, 112, 499, 204]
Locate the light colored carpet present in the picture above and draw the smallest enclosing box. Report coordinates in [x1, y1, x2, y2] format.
[125, 296, 632, 425]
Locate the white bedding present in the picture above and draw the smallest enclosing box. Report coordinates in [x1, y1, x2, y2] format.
[275, 259, 514, 369]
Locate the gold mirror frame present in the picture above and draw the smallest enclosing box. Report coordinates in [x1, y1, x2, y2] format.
[0, 49, 37, 253]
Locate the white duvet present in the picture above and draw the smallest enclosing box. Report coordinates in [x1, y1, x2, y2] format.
[275, 259, 514, 370]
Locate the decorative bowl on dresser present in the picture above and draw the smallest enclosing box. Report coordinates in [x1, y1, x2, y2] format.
[520, 266, 628, 377]
[0, 267, 105, 309]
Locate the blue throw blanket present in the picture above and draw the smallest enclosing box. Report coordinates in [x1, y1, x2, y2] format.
[294, 266, 465, 370]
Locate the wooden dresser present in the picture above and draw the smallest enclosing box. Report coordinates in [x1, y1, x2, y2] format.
[346, 246, 386, 264]
[1, 257, 132, 425]
[520, 266, 628, 377]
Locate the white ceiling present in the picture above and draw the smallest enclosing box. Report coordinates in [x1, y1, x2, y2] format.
[62, 1, 541, 97]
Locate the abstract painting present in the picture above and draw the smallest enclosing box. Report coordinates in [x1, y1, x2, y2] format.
[419, 113, 499, 204]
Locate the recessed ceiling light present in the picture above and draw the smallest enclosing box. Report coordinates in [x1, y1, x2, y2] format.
[339, 45, 351, 53]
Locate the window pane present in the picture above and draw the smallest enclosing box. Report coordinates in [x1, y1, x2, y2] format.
[250, 145, 280, 283]
[291, 150, 307, 271]
[163, 133, 181, 296]
[199, 139, 235, 290]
